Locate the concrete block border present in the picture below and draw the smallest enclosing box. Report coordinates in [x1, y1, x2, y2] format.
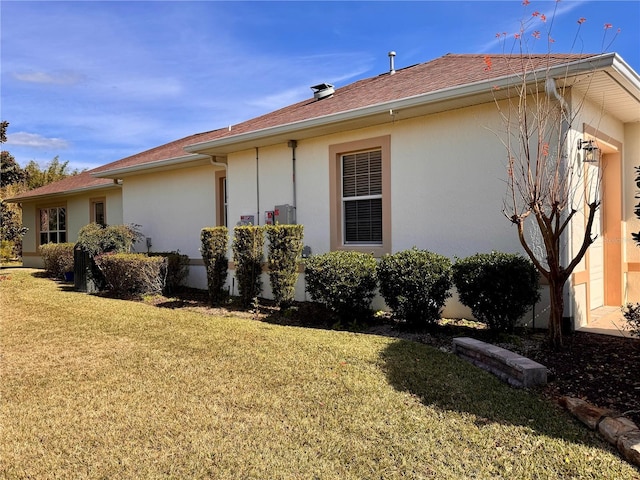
[452, 336, 547, 388]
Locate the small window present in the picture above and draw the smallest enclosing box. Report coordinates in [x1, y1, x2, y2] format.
[91, 198, 106, 226]
[329, 135, 391, 256]
[39, 207, 66, 245]
[94, 202, 105, 226]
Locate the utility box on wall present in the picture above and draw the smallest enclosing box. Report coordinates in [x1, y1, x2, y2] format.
[265, 211, 274, 225]
[238, 215, 255, 226]
[274, 204, 296, 225]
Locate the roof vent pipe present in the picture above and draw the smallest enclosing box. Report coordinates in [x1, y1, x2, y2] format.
[388, 51, 396, 75]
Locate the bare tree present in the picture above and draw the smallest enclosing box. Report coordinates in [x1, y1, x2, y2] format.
[493, 6, 617, 349]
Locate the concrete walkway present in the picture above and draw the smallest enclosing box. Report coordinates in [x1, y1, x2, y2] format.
[577, 306, 633, 338]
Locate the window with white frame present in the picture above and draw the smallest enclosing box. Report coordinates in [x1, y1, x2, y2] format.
[342, 150, 383, 244]
[39, 207, 66, 245]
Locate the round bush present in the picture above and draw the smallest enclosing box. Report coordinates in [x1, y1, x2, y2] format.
[304, 250, 377, 324]
[39, 242, 75, 279]
[452, 252, 540, 332]
[377, 248, 452, 328]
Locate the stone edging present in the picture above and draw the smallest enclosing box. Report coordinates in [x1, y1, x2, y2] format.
[452, 337, 547, 388]
[560, 396, 640, 467]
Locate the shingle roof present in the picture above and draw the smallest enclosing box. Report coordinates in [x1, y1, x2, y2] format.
[90, 130, 221, 174]
[5, 170, 115, 201]
[185, 53, 596, 145]
[8, 53, 598, 201]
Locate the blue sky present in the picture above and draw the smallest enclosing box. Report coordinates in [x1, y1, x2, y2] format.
[2, 0, 639, 171]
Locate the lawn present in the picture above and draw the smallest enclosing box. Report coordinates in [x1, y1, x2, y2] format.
[1, 268, 637, 479]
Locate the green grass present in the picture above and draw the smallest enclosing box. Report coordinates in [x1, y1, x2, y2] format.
[1, 268, 637, 479]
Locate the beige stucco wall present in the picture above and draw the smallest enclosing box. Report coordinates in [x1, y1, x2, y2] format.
[121, 164, 220, 288]
[226, 101, 549, 321]
[623, 122, 640, 303]
[567, 90, 636, 323]
[20, 186, 123, 268]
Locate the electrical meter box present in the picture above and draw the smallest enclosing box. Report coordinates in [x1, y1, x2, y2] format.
[274, 204, 296, 225]
[264, 211, 275, 225]
[238, 215, 255, 226]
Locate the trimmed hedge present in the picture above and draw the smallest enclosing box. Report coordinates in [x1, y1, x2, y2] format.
[148, 251, 190, 294]
[40, 242, 75, 279]
[75, 223, 143, 293]
[265, 224, 304, 307]
[377, 248, 452, 328]
[201, 227, 229, 305]
[95, 253, 166, 297]
[232, 226, 264, 308]
[452, 252, 540, 332]
[76, 223, 141, 257]
[304, 250, 377, 324]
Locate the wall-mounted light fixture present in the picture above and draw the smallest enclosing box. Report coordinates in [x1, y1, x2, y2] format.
[577, 139, 601, 164]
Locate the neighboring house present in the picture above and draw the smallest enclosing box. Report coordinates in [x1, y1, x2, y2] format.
[8, 53, 640, 330]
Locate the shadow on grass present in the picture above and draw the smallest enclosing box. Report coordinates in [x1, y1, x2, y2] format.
[379, 338, 604, 447]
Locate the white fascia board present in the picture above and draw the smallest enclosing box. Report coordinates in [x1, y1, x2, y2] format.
[185, 54, 620, 154]
[610, 53, 640, 97]
[91, 153, 211, 178]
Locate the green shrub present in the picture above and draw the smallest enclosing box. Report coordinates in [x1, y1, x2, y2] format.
[232, 226, 264, 308]
[201, 227, 229, 305]
[148, 251, 190, 295]
[95, 253, 166, 297]
[452, 252, 540, 332]
[304, 250, 377, 324]
[265, 224, 304, 307]
[39, 242, 75, 279]
[76, 223, 141, 257]
[377, 248, 452, 328]
[623, 303, 640, 338]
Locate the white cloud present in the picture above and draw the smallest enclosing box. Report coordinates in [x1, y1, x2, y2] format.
[13, 71, 86, 86]
[6, 132, 69, 150]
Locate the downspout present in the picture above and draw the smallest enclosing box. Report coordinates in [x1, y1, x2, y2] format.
[256, 147, 260, 225]
[288, 140, 298, 209]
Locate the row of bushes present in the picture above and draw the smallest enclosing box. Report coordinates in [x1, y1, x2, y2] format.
[201, 224, 304, 308]
[40, 223, 189, 297]
[305, 249, 540, 333]
[41, 223, 539, 332]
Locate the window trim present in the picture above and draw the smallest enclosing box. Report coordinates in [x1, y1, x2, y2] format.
[36, 202, 68, 247]
[329, 135, 391, 257]
[216, 170, 227, 227]
[90, 197, 107, 226]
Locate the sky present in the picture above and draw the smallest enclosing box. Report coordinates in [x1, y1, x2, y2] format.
[2, 0, 639, 172]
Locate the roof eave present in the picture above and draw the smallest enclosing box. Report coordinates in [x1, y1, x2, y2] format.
[185, 54, 622, 155]
[91, 153, 212, 178]
[4, 182, 120, 204]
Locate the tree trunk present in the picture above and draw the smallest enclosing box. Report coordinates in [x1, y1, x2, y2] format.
[548, 279, 565, 350]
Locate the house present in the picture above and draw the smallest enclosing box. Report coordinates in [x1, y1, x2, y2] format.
[8, 53, 640, 329]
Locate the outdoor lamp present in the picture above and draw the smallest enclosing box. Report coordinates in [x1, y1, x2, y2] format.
[577, 139, 601, 164]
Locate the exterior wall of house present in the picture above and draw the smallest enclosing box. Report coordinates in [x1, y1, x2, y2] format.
[226, 101, 548, 324]
[121, 164, 220, 288]
[568, 91, 635, 327]
[21, 187, 123, 268]
[623, 122, 640, 303]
